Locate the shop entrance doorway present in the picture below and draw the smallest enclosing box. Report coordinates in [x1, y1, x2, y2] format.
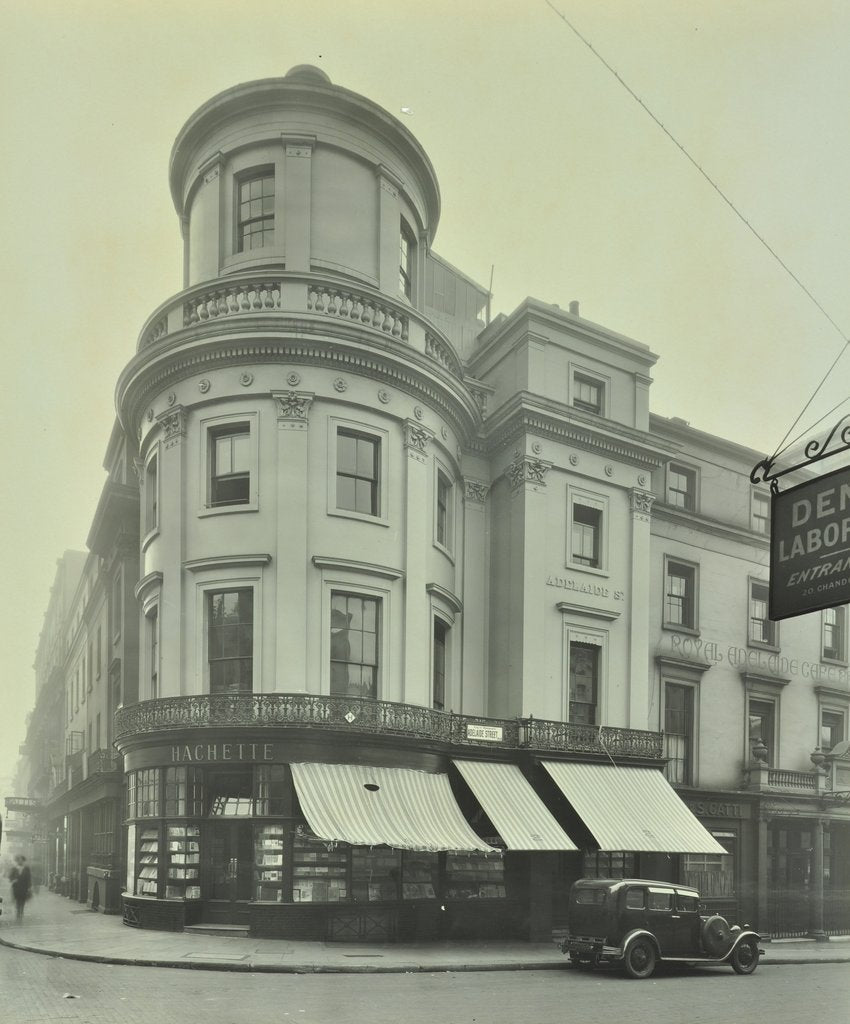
[204, 821, 254, 924]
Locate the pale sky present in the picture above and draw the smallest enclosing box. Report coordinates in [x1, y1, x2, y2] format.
[2, 0, 850, 795]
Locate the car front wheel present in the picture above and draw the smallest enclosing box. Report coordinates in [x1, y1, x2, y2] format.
[624, 938, 656, 979]
[730, 939, 759, 975]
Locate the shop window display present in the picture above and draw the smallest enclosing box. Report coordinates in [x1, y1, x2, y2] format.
[292, 830, 348, 902]
[351, 848, 400, 902]
[402, 851, 438, 900]
[444, 851, 505, 899]
[255, 825, 285, 901]
[136, 828, 159, 895]
[165, 825, 201, 899]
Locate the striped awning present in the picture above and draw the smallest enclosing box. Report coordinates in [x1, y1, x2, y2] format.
[453, 760, 578, 851]
[541, 762, 726, 854]
[290, 762, 496, 852]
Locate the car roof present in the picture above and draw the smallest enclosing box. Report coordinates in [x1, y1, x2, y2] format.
[572, 878, 700, 897]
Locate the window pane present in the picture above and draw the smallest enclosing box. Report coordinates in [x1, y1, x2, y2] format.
[336, 475, 356, 511]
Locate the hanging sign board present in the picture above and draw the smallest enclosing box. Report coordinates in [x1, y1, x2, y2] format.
[770, 464, 850, 620]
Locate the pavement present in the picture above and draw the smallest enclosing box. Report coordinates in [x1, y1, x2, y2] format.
[1, 890, 849, 974]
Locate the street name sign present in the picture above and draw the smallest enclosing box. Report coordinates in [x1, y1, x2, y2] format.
[770, 464, 850, 620]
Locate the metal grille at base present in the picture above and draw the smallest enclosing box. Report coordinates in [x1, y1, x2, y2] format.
[290, 762, 496, 851]
[453, 760, 578, 851]
[541, 762, 727, 854]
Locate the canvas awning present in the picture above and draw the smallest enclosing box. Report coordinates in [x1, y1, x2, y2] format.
[541, 762, 726, 854]
[290, 762, 496, 852]
[453, 760, 578, 851]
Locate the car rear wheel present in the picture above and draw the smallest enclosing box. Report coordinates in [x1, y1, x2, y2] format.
[730, 939, 759, 975]
[624, 938, 656, 979]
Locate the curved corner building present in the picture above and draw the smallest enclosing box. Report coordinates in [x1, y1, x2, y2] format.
[110, 66, 742, 941]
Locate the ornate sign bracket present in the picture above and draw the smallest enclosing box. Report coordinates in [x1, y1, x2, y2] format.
[750, 414, 850, 493]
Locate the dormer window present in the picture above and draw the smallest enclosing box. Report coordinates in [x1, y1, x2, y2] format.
[237, 171, 275, 252]
[399, 220, 415, 299]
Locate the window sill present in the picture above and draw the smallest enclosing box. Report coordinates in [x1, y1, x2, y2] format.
[433, 540, 455, 565]
[566, 562, 610, 579]
[328, 508, 389, 528]
[747, 641, 780, 654]
[820, 655, 848, 667]
[662, 623, 700, 637]
[198, 503, 258, 518]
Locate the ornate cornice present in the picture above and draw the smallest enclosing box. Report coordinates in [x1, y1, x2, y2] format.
[272, 389, 314, 428]
[118, 326, 480, 448]
[506, 452, 551, 492]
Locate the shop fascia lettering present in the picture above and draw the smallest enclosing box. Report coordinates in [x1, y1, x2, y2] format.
[668, 633, 849, 684]
[171, 742, 274, 763]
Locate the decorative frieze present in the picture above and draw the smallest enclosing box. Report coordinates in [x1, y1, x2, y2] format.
[273, 390, 314, 429]
[464, 478, 490, 505]
[629, 487, 656, 523]
[156, 406, 186, 449]
[507, 452, 551, 492]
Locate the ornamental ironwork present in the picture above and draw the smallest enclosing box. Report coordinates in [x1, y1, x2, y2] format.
[750, 413, 850, 492]
[112, 693, 663, 760]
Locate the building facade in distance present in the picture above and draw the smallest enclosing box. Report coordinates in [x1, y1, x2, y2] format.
[20, 66, 850, 942]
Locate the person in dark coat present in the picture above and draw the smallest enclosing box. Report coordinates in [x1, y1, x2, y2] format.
[9, 854, 32, 922]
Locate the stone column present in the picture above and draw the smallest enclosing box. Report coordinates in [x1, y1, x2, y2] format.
[808, 818, 829, 941]
[272, 391, 314, 692]
[628, 488, 655, 728]
[401, 419, 434, 704]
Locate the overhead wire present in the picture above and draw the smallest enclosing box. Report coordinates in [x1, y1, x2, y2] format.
[544, 1, 850, 461]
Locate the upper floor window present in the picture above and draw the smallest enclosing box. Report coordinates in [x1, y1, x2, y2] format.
[748, 698, 776, 767]
[664, 558, 698, 631]
[145, 453, 159, 534]
[664, 682, 694, 786]
[569, 642, 599, 725]
[571, 502, 601, 568]
[210, 424, 250, 507]
[436, 469, 453, 551]
[821, 709, 845, 752]
[573, 373, 603, 415]
[433, 618, 448, 711]
[330, 592, 379, 699]
[748, 580, 777, 648]
[336, 429, 379, 517]
[208, 589, 254, 694]
[399, 220, 415, 299]
[237, 171, 275, 252]
[147, 607, 159, 699]
[752, 491, 770, 534]
[822, 606, 847, 662]
[667, 463, 697, 511]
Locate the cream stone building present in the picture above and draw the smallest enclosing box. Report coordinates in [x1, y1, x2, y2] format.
[18, 66, 850, 943]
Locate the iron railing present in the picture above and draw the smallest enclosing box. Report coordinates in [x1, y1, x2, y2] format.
[113, 693, 664, 759]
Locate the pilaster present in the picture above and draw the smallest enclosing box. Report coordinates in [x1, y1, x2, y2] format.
[402, 419, 434, 703]
[282, 136, 314, 272]
[628, 487, 655, 727]
[461, 478, 490, 715]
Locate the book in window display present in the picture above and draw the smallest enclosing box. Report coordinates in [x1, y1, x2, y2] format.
[254, 825, 285, 902]
[351, 847, 399, 903]
[402, 851, 438, 900]
[165, 825, 201, 899]
[136, 828, 159, 896]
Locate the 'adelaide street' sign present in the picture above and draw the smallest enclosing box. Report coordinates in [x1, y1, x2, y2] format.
[770, 464, 850, 620]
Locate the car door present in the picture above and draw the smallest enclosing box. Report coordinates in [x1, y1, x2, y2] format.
[646, 886, 677, 954]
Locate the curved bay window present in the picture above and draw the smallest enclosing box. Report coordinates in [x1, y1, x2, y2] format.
[237, 170, 275, 252]
[208, 589, 254, 693]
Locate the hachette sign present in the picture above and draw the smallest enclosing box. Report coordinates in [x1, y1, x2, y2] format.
[770, 465, 850, 620]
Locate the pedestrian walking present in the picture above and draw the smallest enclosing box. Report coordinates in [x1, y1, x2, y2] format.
[8, 855, 32, 922]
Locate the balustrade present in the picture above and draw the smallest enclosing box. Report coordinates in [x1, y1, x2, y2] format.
[306, 285, 409, 340]
[113, 693, 663, 759]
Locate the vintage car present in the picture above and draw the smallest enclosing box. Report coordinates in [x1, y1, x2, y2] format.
[561, 878, 762, 979]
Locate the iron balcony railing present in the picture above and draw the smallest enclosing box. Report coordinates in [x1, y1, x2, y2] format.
[113, 693, 664, 759]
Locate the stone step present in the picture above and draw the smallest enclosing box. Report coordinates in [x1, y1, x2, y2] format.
[184, 923, 250, 938]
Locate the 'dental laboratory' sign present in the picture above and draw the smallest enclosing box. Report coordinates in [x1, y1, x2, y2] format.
[770, 465, 850, 620]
